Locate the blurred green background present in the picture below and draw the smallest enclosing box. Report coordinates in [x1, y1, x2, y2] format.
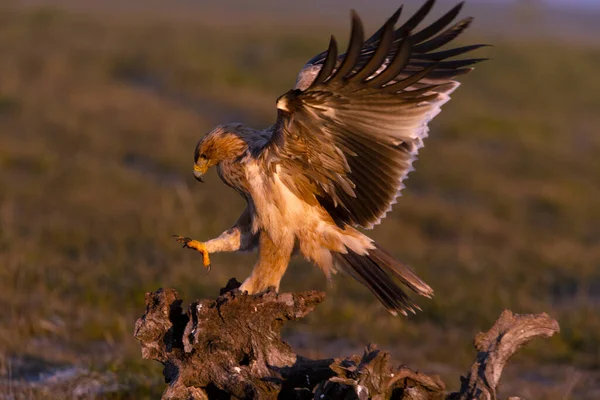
[1, 0, 599, 398]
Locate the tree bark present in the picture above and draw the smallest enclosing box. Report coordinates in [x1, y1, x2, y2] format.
[455, 310, 560, 400]
[134, 279, 559, 400]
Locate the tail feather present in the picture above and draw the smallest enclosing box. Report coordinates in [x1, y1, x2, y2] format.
[368, 244, 433, 298]
[333, 243, 433, 316]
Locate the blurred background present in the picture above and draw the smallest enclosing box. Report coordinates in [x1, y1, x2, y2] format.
[1, 0, 599, 398]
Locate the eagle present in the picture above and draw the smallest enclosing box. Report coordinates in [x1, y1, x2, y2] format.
[174, 0, 486, 316]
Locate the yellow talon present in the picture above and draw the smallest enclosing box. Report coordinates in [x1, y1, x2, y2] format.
[173, 235, 212, 271]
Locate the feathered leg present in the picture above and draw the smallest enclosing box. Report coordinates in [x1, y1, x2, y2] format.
[174, 207, 257, 270]
[240, 232, 294, 293]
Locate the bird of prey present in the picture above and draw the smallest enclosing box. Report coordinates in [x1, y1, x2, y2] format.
[174, 0, 486, 316]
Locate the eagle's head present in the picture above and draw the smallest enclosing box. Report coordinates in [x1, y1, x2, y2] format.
[193, 123, 250, 182]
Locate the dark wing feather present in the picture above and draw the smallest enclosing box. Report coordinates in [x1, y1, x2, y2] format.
[265, 1, 486, 229]
[296, 1, 486, 91]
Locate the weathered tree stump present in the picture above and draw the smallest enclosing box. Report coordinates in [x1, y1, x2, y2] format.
[134, 278, 559, 400]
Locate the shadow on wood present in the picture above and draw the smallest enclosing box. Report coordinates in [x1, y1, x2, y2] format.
[134, 278, 559, 400]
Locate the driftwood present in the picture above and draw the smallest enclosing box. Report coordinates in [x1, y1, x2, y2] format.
[134, 278, 559, 400]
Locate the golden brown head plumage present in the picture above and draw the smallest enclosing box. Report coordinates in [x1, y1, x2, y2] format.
[193, 124, 250, 182]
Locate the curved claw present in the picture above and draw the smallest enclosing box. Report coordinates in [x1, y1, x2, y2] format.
[173, 235, 192, 248]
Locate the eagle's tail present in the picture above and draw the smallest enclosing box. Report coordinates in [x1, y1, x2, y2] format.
[333, 243, 433, 316]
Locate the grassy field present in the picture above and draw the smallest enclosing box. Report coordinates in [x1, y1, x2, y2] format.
[1, 2, 599, 398]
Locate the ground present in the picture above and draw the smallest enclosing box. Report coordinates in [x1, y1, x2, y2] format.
[0, 1, 599, 398]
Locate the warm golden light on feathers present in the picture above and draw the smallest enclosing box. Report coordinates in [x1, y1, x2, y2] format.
[176, 0, 486, 316]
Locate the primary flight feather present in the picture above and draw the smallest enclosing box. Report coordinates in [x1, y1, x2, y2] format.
[174, 0, 486, 316]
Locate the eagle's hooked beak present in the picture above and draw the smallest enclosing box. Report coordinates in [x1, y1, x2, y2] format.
[193, 163, 207, 183]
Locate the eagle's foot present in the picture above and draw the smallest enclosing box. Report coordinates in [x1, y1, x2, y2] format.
[173, 235, 211, 272]
[239, 277, 278, 295]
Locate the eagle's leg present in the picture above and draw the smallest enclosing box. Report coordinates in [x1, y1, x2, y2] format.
[173, 207, 257, 271]
[240, 232, 294, 294]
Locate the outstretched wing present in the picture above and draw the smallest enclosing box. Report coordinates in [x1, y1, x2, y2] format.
[261, 0, 486, 229]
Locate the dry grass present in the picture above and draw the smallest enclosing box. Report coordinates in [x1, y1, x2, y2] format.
[0, 4, 599, 398]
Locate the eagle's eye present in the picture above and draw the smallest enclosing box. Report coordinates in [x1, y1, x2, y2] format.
[199, 153, 208, 160]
